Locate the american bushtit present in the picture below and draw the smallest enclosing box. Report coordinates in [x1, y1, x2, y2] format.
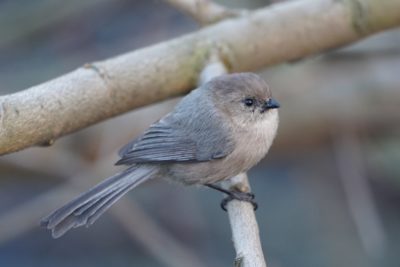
[41, 72, 279, 238]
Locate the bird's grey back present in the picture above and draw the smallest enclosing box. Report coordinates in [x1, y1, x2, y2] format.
[117, 86, 235, 165]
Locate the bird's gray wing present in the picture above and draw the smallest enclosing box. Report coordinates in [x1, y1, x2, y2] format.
[115, 116, 234, 165]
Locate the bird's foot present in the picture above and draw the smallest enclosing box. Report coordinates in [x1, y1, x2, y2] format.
[220, 191, 258, 211]
[205, 184, 258, 211]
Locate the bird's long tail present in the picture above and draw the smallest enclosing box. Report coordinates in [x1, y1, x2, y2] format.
[41, 165, 157, 238]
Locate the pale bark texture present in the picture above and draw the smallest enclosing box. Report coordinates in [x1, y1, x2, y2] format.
[1, 0, 400, 155]
[223, 174, 267, 267]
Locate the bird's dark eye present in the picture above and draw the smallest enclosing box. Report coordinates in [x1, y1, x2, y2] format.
[244, 98, 254, 107]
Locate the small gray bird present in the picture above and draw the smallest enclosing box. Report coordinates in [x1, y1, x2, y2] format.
[41, 72, 279, 238]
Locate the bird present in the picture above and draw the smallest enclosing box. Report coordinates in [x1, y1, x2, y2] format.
[41, 72, 280, 238]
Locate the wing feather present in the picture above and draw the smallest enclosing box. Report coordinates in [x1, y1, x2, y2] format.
[117, 90, 235, 165]
[116, 117, 234, 165]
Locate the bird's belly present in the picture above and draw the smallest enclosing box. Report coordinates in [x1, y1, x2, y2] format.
[167, 159, 244, 185]
[167, 112, 278, 185]
[167, 133, 272, 185]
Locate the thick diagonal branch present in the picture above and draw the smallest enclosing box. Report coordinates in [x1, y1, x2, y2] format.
[1, 0, 400, 155]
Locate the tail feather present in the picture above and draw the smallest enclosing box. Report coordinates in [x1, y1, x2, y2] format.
[41, 165, 156, 238]
[72, 184, 123, 216]
[85, 179, 140, 226]
[42, 168, 133, 229]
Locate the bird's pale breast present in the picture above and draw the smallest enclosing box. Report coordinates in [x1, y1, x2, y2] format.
[167, 109, 278, 185]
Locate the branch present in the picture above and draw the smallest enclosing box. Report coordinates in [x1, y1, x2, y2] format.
[1, 0, 400, 155]
[200, 56, 266, 266]
[222, 174, 267, 267]
[332, 130, 386, 258]
[164, 0, 244, 25]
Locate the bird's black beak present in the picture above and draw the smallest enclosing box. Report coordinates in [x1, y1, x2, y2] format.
[261, 98, 280, 112]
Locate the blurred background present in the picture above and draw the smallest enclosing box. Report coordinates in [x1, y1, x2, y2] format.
[0, 0, 399, 266]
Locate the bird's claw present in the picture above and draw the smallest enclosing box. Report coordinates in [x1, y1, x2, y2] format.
[205, 183, 258, 211]
[220, 191, 258, 211]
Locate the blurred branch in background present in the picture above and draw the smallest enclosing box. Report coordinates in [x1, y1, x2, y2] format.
[112, 199, 207, 267]
[333, 130, 386, 259]
[0, 146, 87, 179]
[163, 0, 244, 25]
[1, 0, 400, 155]
[0, 140, 208, 267]
[0, 0, 113, 48]
[270, 43, 400, 151]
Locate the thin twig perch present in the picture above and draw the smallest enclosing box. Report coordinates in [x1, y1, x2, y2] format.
[223, 174, 267, 267]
